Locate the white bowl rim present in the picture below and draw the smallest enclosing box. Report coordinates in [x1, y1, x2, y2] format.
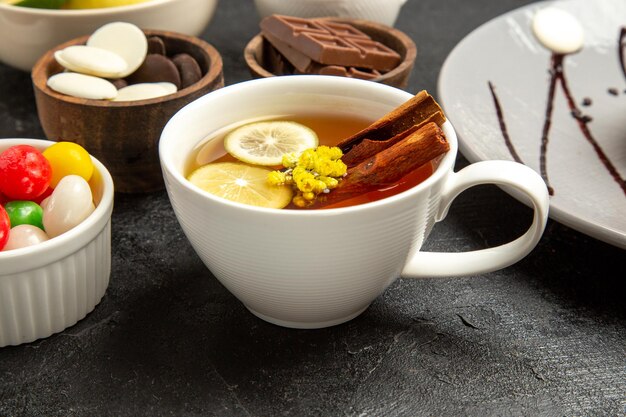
[0, 0, 187, 16]
[160, 75, 458, 217]
[0, 138, 114, 273]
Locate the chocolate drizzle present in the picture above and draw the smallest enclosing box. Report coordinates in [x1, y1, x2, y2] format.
[557, 59, 626, 196]
[487, 81, 524, 164]
[537, 54, 562, 195]
[489, 27, 626, 198]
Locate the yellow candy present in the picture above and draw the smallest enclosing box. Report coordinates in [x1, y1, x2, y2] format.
[42, 142, 94, 188]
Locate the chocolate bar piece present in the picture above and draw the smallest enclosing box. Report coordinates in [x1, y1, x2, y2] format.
[260, 15, 401, 71]
[263, 30, 313, 73]
[263, 30, 383, 80]
[263, 39, 294, 75]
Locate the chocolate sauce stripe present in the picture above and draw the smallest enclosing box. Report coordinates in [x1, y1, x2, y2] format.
[487, 81, 524, 165]
[491, 46, 626, 199]
[556, 65, 626, 196]
[537, 54, 562, 196]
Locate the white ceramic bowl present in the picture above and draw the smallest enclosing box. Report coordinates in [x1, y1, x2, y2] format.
[0, 0, 219, 71]
[253, 0, 407, 27]
[0, 139, 114, 347]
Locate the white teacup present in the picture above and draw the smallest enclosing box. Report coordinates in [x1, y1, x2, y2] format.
[253, 0, 408, 27]
[159, 76, 549, 329]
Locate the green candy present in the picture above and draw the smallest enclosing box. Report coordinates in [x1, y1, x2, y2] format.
[4, 201, 44, 230]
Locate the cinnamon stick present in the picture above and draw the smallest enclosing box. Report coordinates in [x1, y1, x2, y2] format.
[312, 122, 449, 208]
[337, 91, 446, 153]
[342, 111, 446, 167]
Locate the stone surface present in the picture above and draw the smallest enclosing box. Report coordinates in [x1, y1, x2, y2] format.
[1, 0, 625, 416]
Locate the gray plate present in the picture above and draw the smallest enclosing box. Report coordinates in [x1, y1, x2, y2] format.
[438, 0, 626, 249]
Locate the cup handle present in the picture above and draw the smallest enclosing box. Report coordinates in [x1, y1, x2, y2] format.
[401, 160, 550, 278]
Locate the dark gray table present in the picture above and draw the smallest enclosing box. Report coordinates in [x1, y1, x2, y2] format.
[1, 1, 625, 415]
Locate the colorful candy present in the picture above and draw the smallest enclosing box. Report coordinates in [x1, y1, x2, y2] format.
[0, 143, 97, 251]
[4, 201, 44, 230]
[42, 141, 94, 187]
[42, 175, 95, 238]
[3, 225, 49, 251]
[0, 205, 9, 251]
[0, 145, 51, 200]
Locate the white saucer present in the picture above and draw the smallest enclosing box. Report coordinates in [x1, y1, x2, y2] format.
[438, 0, 626, 249]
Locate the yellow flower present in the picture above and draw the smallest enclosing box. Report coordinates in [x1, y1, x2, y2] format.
[319, 176, 339, 189]
[267, 170, 287, 186]
[268, 145, 346, 206]
[281, 152, 299, 168]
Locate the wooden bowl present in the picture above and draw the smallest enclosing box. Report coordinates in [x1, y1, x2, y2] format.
[243, 18, 416, 89]
[32, 30, 224, 193]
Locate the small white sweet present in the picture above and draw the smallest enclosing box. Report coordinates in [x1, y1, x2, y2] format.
[154, 82, 179, 94]
[47, 72, 118, 100]
[113, 82, 177, 101]
[55, 45, 128, 78]
[3, 225, 49, 251]
[54, 50, 74, 71]
[40, 196, 51, 211]
[43, 175, 95, 239]
[87, 22, 148, 78]
[532, 7, 584, 54]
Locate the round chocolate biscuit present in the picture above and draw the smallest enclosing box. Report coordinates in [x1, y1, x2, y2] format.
[172, 53, 202, 89]
[126, 54, 181, 89]
[147, 36, 166, 55]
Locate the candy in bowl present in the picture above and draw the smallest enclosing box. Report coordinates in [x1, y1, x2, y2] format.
[31, 24, 224, 193]
[0, 138, 114, 347]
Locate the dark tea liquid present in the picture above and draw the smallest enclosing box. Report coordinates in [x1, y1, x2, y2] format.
[187, 113, 434, 209]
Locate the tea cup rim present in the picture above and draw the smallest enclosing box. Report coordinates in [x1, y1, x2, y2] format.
[160, 75, 458, 215]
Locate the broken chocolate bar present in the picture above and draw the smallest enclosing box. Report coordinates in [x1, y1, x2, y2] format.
[263, 30, 313, 73]
[260, 15, 401, 71]
[263, 30, 382, 80]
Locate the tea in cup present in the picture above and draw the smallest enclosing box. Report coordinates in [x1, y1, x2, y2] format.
[159, 76, 549, 329]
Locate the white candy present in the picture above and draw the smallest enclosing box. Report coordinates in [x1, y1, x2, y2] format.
[87, 22, 148, 78]
[532, 8, 584, 54]
[113, 82, 177, 101]
[47, 72, 118, 100]
[3, 225, 49, 251]
[55, 45, 128, 78]
[43, 175, 95, 238]
[40, 196, 50, 211]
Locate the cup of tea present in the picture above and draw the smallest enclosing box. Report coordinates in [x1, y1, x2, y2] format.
[159, 76, 549, 329]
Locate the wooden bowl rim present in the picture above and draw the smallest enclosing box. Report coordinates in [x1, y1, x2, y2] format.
[31, 29, 223, 108]
[244, 17, 417, 82]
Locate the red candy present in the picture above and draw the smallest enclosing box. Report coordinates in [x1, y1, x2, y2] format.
[0, 205, 9, 251]
[0, 145, 52, 200]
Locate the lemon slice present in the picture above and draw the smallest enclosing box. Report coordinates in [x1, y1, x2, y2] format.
[187, 162, 293, 209]
[223, 121, 318, 166]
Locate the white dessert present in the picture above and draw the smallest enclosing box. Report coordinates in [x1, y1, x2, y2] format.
[532, 7, 584, 54]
